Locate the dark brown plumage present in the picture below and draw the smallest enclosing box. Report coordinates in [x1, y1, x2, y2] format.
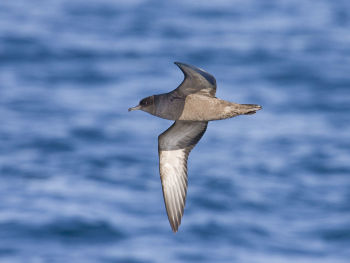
[129, 62, 261, 232]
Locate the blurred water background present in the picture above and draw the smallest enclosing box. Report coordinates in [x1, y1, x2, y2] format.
[1, 0, 350, 262]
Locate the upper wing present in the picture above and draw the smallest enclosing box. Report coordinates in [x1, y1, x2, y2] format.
[173, 62, 217, 98]
[158, 121, 208, 232]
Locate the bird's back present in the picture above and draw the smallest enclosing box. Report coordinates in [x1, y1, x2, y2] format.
[178, 95, 235, 121]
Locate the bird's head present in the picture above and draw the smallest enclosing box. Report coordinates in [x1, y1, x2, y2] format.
[128, 95, 155, 114]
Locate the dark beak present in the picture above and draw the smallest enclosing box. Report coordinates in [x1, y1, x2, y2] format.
[128, 105, 141, 111]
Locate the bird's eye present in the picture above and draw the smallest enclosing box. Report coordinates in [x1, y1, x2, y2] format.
[140, 97, 153, 106]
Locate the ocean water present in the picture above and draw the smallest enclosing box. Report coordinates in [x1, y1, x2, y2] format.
[1, 0, 350, 262]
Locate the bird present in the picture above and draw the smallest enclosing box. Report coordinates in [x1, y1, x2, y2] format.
[129, 62, 261, 232]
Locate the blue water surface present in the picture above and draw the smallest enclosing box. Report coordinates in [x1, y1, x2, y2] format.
[0, 0, 350, 262]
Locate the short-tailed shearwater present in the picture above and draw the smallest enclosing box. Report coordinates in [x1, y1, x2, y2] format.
[129, 62, 261, 232]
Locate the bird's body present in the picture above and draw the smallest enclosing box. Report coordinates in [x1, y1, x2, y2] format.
[129, 62, 261, 232]
[153, 93, 260, 121]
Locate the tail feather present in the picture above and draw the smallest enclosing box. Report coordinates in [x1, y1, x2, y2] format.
[241, 104, 262, 115]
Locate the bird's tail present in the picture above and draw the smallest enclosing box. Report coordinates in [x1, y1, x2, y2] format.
[240, 104, 262, 115]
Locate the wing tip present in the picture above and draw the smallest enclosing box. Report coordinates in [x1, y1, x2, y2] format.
[170, 220, 180, 233]
[174, 61, 186, 73]
[174, 61, 193, 70]
[173, 61, 216, 86]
